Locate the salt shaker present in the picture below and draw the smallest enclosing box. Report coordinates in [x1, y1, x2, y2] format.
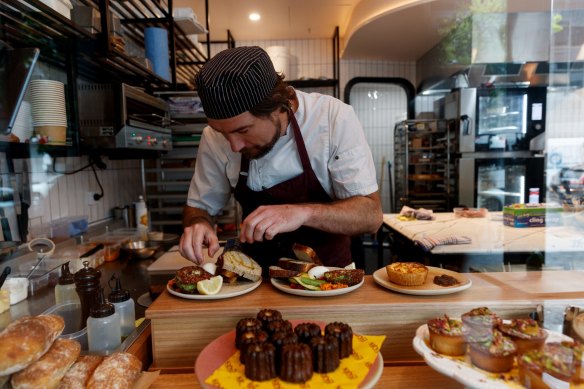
[108, 274, 136, 338]
[87, 287, 121, 355]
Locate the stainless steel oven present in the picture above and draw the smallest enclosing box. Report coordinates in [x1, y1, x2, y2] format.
[77, 83, 172, 151]
[445, 86, 546, 153]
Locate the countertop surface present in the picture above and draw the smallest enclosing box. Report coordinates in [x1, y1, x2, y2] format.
[383, 212, 584, 254]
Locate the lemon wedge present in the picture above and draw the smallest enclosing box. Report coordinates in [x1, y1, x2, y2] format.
[197, 276, 223, 295]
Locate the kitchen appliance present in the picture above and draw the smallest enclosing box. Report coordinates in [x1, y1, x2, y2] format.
[77, 83, 172, 151]
[444, 86, 546, 153]
[459, 153, 545, 210]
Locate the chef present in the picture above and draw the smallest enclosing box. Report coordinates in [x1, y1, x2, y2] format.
[179, 46, 382, 270]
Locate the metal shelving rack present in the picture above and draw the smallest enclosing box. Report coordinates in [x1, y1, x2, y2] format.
[394, 119, 458, 212]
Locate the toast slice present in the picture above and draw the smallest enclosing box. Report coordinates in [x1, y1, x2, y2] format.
[268, 266, 300, 279]
[292, 243, 323, 265]
[218, 251, 262, 282]
[277, 258, 317, 273]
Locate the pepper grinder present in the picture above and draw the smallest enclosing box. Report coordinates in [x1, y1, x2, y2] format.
[74, 260, 102, 324]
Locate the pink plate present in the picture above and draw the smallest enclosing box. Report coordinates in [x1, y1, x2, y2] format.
[194, 319, 383, 389]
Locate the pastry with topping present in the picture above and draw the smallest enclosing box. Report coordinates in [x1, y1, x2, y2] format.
[518, 342, 577, 388]
[461, 307, 502, 336]
[385, 262, 428, 286]
[498, 318, 548, 355]
[468, 330, 517, 373]
[427, 315, 467, 356]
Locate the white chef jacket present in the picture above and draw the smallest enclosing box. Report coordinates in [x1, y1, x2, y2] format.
[186, 90, 378, 216]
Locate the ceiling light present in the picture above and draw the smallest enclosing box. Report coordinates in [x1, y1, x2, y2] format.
[249, 13, 260, 21]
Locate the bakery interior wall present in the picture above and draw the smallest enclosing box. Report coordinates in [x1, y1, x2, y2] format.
[2, 0, 584, 243]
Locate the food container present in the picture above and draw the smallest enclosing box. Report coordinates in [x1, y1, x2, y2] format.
[0, 290, 10, 313]
[39, 0, 73, 19]
[1, 277, 29, 304]
[43, 301, 88, 350]
[503, 204, 563, 227]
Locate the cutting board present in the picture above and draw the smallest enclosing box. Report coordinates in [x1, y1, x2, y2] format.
[147, 246, 223, 275]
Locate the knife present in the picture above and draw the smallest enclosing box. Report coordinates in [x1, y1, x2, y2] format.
[80, 243, 105, 259]
[0, 266, 10, 289]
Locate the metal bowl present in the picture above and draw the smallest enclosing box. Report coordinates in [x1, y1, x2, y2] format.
[121, 240, 160, 259]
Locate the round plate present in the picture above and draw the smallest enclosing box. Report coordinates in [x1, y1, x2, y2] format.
[167, 278, 261, 300]
[270, 277, 364, 297]
[372, 266, 471, 295]
[195, 319, 383, 389]
[137, 292, 153, 307]
[413, 324, 572, 389]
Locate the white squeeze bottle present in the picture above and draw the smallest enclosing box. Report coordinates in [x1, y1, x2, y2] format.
[108, 274, 135, 338]
[87, 287, 121, 355]
[135, 195, 148, 239]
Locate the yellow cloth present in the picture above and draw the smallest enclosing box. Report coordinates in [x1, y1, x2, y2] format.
[206, 334, 385, 388]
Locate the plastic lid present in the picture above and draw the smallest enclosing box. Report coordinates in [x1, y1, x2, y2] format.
[58, 262, 75, 285]
[90, 288, 115, 318]
[108, 275, 130, 303]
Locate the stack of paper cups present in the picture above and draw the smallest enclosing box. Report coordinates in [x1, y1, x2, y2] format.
[145, 27, 171, 81]
[30, 79, 68, 145]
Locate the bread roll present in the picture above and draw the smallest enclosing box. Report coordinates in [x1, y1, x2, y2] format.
[11, 338, 81, 389]
[0, 314, 65, 376]
[87, 352, 142, 389]
[58, 355, 103, 389]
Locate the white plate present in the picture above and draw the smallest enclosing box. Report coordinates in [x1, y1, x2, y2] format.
[167, 278, 261, 300]
[412, 324, 572, 389]
[270, 276, 364, 297]
[372, 266, 471, 295]
[195, 319, 383, 389]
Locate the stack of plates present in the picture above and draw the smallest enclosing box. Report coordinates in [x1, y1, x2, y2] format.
[12, 101, 34, 142]
[30, 79, 68, 145]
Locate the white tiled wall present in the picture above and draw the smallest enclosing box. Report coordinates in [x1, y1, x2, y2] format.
[0, 155, 142, 240]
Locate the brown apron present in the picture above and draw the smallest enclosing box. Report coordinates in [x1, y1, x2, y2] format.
[233, 111, 352, 272]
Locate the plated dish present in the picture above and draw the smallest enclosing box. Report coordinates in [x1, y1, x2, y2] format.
[413, 323, 571, 389]
[270, 277, 364, 297]
[167, 278, 261, 300]
[194, 319, 383, 389]
[372, 266, 471, 295]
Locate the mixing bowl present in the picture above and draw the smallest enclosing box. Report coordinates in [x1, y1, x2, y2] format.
[121, 241, 160, 259]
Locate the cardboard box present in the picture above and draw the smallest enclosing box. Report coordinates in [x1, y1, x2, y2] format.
[503, 204, 563, 227]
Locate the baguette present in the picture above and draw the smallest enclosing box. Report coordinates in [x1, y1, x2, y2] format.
[0, 314, 65, 376]
[292, 243, 322, 265]
[11, 338, 81, 389]
[86, 352, 142, 389]
[58, 355, 103, 389]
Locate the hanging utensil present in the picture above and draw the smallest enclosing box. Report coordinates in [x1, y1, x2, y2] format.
[0, 266, 10, 289]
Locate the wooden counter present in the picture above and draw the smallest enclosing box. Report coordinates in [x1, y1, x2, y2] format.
[146, 270, 584, 369]
[149, 364, 464, 388]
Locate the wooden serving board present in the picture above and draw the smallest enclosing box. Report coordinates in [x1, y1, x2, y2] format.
[147, 246, 223, 275]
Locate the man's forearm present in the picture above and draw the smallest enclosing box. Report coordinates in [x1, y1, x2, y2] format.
[302, 192, 383, 235]
[182, 205, 214, 228]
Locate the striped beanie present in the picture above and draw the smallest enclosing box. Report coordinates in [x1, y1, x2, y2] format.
[195, 46, 278, 119]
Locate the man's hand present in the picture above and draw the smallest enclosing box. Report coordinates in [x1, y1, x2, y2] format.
[180, 206, 220, 264]
[239, 204, 309, 243]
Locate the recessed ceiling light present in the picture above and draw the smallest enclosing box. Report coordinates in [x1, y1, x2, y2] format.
[249, 13, 260, 21]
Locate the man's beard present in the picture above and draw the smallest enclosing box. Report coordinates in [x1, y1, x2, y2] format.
[241, 116, 282, 160]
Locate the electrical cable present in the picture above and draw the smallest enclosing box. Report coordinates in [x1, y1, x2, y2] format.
[51, 156, 105, 201]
